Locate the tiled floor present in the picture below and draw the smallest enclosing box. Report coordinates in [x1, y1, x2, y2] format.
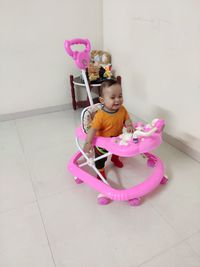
[0, 109, 200, 267]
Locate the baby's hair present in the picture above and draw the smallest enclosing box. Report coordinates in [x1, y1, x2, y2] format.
[99, 79, 120, 97]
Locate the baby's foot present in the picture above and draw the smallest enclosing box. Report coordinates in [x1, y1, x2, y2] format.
[111, 155, 123, 168]
[97, 169, 107, 180]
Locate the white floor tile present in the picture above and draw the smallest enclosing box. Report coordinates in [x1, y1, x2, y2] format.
[0, 152, 36, 213]
[0, 203, 55, 267]
[139, 242, 200, 267]
[0, 120, 22, 156]
[39, 190, 180, 267]
[147, 142, 200, 238]
[187, 232, 200, 257]
[15, 110, 81, 153]
[26, 144, 78, 199]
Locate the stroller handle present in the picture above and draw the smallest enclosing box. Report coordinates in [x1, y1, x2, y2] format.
[64, 39, 91, 57]
[64, 38, 91, 70]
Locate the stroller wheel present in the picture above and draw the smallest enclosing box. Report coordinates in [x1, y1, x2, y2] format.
[128, 197, 141, 206]
[74, 176, 83, 184]
[160, 175, 168, 185]
[147, 158, 156, 167]
[97, 194, 111, 205]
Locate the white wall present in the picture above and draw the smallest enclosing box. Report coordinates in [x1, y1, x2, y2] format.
[0, 0, 102, 114]
[103, 0, 200, 154]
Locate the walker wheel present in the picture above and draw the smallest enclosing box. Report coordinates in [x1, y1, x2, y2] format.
[128, 197, 141, 206]
[74, 176, 83, 184]
[147, 158, 156, 167]
[160, 175, 168, 185]
[97, 194, 111, 205]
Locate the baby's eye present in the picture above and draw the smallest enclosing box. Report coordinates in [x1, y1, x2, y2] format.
[110, 97, 115, 99]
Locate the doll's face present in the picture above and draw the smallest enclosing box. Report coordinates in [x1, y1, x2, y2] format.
[102, 53, 110, 65]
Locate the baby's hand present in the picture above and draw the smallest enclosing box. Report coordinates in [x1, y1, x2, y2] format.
[83, 142, 93, 154]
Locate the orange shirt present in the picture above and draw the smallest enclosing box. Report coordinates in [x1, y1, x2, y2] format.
[91, 105, 129, 137]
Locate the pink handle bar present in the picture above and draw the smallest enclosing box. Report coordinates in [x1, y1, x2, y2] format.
[64, 38, 91, 69]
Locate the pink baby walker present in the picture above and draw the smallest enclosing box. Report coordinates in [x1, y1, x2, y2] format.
[65, 38, 168, 206]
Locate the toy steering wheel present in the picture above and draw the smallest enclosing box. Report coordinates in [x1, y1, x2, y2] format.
[64, 38, 91, 69]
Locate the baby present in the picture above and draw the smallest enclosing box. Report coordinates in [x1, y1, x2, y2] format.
[83, 79, 135, 179]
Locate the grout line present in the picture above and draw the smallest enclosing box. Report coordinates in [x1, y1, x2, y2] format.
[163, 132, 200, 163]
[178, 229, 200, 243]
[137, 239, 190, 267]
[0, 104, 71, 122]
[14, 120, 57, 267]
[183, 231, 200, 260]
[134, 201, 187, 266]
[185, 240, 200, 260]
[149, 200, 200, 242]
[28, 186, 76, 203]
[147, 201, 200, 262]
[0, 200, 37, 216]
[148, 200, 185, 240]
[1, 107, 199, 162]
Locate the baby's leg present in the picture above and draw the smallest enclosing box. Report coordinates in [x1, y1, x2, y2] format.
[111, 154, 123, 168]
[94, 147, 108, 179]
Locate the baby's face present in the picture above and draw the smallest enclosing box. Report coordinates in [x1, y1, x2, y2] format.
[100, 84, 123, 111]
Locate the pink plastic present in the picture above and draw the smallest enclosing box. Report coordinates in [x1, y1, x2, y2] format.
[74, 177, 83, 184]
[75, 124, 163, 157]
[128, 198, 141, 206]
[64, 39, 91, 69]
[64, 38, 167, 205]
[160, 176, 168, 185]
[97, 195, 111, 205]
[67, 120, 167, 203]
[147, 158, 156, 167]
[68, 151, 164, 201]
